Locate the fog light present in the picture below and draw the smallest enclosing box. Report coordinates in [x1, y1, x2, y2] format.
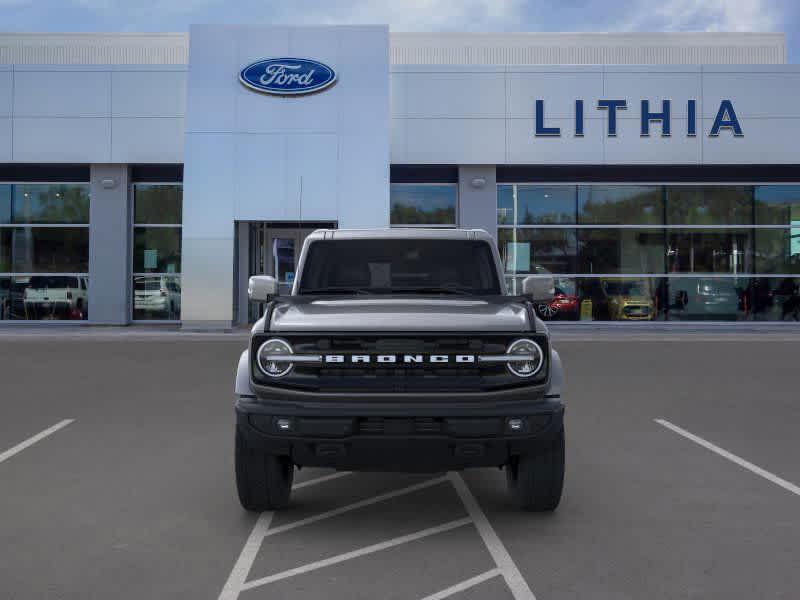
[508, 418, 525, 431]
[275, 418, 293, 432]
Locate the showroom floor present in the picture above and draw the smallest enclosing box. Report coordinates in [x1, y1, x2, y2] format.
[0, 332, 798, 599]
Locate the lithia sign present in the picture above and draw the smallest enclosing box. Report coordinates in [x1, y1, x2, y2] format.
[535, 99, 743, 138]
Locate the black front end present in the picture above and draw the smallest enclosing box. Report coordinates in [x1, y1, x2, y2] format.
[236, 331, 564, 471]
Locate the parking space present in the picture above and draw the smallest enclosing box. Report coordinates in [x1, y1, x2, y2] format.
[1, 332, 799, 599]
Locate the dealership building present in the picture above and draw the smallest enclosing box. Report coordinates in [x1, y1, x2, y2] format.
[0, 27, 798, 327]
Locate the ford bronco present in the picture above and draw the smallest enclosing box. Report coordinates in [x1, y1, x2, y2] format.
[234, 229, 565, 511]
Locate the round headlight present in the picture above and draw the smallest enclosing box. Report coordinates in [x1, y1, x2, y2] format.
[506, 338, 544, 378]
[256, 338, 294, 378]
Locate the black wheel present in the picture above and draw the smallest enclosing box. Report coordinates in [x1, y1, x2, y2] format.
[506, 428, 565, 511]
[235, 428, 294, 511]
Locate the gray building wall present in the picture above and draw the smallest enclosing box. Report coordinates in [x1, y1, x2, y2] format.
[458, 166, 497, 240]
[88, 164, 130, 325]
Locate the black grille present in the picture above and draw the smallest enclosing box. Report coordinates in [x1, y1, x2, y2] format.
[358, 418, 444, 435]
[252, 333, 549, 393]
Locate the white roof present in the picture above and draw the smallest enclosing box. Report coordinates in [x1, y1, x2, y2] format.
[0, 31, 786, 65]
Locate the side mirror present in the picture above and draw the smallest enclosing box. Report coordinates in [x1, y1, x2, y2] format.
[248, 275, 278, 302]
[522, 275, 554, 302]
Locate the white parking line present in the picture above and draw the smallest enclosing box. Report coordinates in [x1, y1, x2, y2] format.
[419, 568, 501, 600]
[264, 476, 449, 537]
[448, 473, 537, 600]
[219, 473, 349, 600]
[218, 474, 447, 600]
[218, 511, 274, 600]
[293, 471, 352, 489]
[655, 418, 800, 497]
[0, 419, 75, 465]
[241, 517, 472, 591]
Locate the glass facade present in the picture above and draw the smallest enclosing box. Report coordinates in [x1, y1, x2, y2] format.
[499, 184, 800, 322]
[132, 184, 182, 320]
[0, 183, 90, 321]
[390, 183, 457, 226]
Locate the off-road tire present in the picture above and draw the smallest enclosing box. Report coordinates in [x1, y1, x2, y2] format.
[235, 428, 294, 511]
[506, 427, 565, 511]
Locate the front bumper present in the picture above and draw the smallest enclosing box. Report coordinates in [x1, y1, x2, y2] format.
[235, 395, 564, 472]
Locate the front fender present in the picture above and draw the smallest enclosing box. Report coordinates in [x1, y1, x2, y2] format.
[234, 349, 254, 397]
[545, 348, 564, 398]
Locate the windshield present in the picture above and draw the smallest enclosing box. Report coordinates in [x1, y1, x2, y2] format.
[298, 239, 501, 295]
[604, 281, 647, 296]
[28, 276, 79, 289]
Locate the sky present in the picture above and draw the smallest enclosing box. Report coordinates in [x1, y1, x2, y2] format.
[0, 0, 797, 62]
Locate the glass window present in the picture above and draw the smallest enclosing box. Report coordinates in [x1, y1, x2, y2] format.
[1, 227, 89, 273]
[755, 185, 800, 225]
[666, 229, 753, 274]
[0, 275, 89, 321]
[0, 183, 89, 321]
[666, 186, 752, 225]
[667, 277, 747, 321]
[390, 184, 456, 226]
[298, 239, 500, 295]
[133, 227, 181, 273]
[578, 185, 663, 225]
[132, 183, 182, 320]
[0, 185, 10, 223]
[498, 185, 575, 225]
[498, 228, 577, 275]
[5, 184, 90, 224]
[133, 275, 181, 320]
[745, 277, 800, 321]
[580, 277, 666, 321]
[578, 229, 665, 274]
[134, 184, 182, 225]
[755, 228, 800, 274]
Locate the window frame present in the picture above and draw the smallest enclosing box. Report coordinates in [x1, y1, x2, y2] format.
[130, 182, 183, 323]
[0, 181, 90, 323]
[498, 182, 800, 306]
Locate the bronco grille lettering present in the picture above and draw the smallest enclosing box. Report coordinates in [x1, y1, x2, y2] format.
[320, 354, 477, 364]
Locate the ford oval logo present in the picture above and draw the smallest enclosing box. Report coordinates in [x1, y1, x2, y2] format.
[239, 58, 337, 96]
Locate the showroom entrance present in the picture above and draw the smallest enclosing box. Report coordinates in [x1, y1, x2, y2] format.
[247, 222, 336, 321]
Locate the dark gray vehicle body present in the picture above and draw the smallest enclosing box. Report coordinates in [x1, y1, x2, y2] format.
[235, 229, 564, 472]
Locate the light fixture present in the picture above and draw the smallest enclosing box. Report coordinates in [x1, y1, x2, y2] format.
[470, 177, 487, 189]
[257, 338, 294, 377]
[505, 338, 544, 378]
[101, 178, 116, 189]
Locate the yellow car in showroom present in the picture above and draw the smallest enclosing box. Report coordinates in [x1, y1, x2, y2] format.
[600, 278, 655, 321]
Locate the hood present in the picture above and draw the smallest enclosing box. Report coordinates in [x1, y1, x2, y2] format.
[615, 295, 653, 305]
[267, 296, 532, 332]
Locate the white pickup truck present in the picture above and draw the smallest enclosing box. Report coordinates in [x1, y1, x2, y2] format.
[23, 275, 88, 320]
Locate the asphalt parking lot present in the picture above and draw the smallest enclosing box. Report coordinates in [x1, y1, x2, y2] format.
[1, 330, 799, 599]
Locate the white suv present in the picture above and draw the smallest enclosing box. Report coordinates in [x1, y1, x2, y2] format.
[23, 275, 88, 320]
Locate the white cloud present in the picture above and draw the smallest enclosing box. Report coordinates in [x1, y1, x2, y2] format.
[280, 0, 524, 31]
[622, 0, 780, 32]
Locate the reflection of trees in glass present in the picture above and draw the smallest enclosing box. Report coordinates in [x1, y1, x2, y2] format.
[667, 186, 752, 225]
[134, 227, 181, 272]
[390, 184, 456, 226]
[579, 186, 662, 225]
[13, 185, 90, 224]
[134, 185, 183, 224]
[390, 204, 455, 225]
[517, 186, 575, 225]
[754, 185, 800, 225]
[10, 228, 89, 273]
[755, 229, 800, 274]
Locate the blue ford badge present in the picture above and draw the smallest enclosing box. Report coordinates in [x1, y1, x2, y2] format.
[239, 58, 337, 96]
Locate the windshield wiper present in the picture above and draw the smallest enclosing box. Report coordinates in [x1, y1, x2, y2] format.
[301, 286, 374, 295]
